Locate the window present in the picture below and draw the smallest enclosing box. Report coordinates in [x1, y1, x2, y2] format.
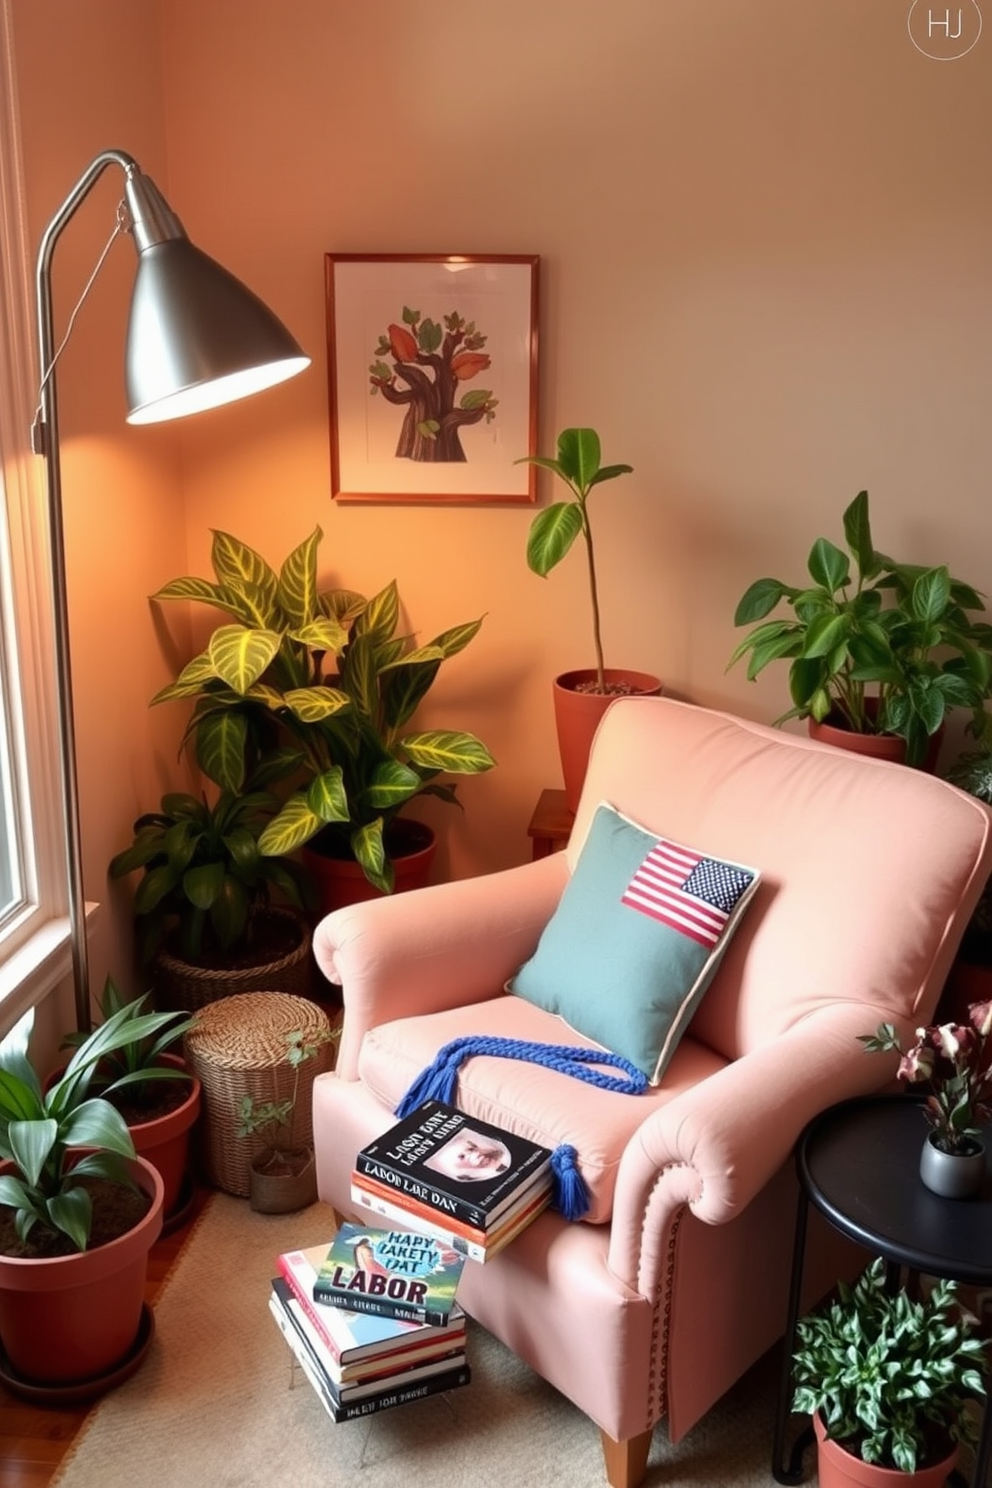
[0, 4, 70, 1033]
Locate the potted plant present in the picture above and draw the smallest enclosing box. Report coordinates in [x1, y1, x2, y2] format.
[859, 1005, 992, 1197]
[516, 426, 661, 810]
[150, 527, 496, 907]
[60, 977, 201, 1223]
[792, 1256, 986, 1484]
[235, 1024, 338, 1214]
[728, 489, 992, 768]
[109, 784, 316, 1012]
[0, 1002, 168, 1388]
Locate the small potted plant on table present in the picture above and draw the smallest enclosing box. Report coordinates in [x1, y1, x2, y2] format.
[792, 1256, 986, 1486]
[517, 426, 661, 811]
[859, 1006, 992, 1198]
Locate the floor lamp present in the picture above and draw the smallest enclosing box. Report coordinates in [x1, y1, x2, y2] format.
[31, 148, 311, 1032]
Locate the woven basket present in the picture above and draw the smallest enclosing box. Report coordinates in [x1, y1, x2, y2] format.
[183, 992, 337, 1197]
[153, 908, 314, 1014]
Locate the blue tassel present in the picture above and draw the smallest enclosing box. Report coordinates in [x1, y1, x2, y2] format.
[550, 1144, 590, 1221]
[394, 1035, 643, 1221]
[395, 1052, 462, 1118]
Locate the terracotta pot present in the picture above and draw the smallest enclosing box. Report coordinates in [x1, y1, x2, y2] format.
[248, 1149, 317, 1214]
[807, 704, 943, 772]
[126, 1054, 201, 1219]
[813, 1412, 957, 1488]
[553, 669, 663, 813]
[0, 1156, 164, 1386]
[303, 818, 437, 918]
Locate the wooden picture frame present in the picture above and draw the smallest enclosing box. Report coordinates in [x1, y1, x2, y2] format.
[324, 253, 539, 504]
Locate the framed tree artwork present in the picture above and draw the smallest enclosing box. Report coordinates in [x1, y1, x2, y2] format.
[324, 253, 539, 503]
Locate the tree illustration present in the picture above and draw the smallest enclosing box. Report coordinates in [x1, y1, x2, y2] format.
[368, 306, 499, 463]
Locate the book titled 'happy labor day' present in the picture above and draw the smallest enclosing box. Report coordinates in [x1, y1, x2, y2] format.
[313, 1222, 467, 1327]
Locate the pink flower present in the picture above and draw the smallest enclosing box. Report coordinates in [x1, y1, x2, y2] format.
[898, 1044, 934, 1083]
[970, 1000, 992, 1038]
[861, 1003, 992, 1154]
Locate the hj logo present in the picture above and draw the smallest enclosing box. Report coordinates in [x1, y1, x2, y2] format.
[907, 1, 983, 58]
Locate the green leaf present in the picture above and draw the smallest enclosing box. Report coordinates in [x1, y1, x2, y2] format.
[8, 1119, 57, 1187]
[842, 489, 875, 577]
[207, 625, 282, 694]
[364, 759, 422, 809]
[281, 686, 351, 724]
[351, 819, 391, 894]
[47, 1186, 92, 1251]
[418, 318, 442, 354]
[911, 567, 952, 625]
[210, 530, 279, 615]
[258, 796, 325, 855]
[733, 578, 789, 626]
[356, 581, 399, 642]
[527, 503, 583, 577]
[401, 730, 496, 774]
[460, 389, 492, 410]
[277, 527, 322, 626]
[306, 768, 349, 824]
[556, 427, 601, 490]
[290, 616, 349, 654]
[195, 709, 248, 792]
[183, 861, 225, 910]
[807, 538, 850, 594]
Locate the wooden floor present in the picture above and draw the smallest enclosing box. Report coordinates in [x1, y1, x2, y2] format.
[0, 1184, 211, 1488]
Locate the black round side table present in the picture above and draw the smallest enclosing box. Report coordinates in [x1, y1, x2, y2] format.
[772, 1093, 992, 1487]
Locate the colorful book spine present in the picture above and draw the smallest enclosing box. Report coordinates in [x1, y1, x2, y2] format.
[268, 1290, 471, 1422]
[350, 1178, 551, 1263]
[351, 1167, 551, 1244]
[271, 1278, 463, 1384]
[355, 1099, 551, 1229]
[277, 1246, 465, 1364]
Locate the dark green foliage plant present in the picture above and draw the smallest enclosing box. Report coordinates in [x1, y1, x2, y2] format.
[109, 786, 312, 964]
[792, 1257, 986, 1473]
[728, 490, 992, 767]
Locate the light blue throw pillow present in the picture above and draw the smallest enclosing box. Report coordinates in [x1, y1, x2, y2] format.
[509, 803, 761, 1083]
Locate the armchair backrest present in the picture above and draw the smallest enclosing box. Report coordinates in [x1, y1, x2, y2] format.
[573, 698, 992, 1066]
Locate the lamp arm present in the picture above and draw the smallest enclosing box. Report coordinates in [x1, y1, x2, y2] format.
[33, 148, 138, 1032]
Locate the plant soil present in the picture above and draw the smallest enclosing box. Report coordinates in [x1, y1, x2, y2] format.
[0, 1178, 152, 1259]
[573, 678, 645, 696]
[106, 1077, 192, 1127]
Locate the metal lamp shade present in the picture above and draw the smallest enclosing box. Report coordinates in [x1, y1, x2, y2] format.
[124, 238, 310, 424]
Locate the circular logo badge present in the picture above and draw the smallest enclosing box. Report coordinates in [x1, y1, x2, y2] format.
[908, 1, 982, 59]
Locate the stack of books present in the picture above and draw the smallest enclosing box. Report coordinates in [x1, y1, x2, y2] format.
[350, 1098, 554, 1261]
[270, 1228, 470, 1422]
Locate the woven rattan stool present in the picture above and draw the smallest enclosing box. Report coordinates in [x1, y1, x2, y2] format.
[183, 992, 336, 1197]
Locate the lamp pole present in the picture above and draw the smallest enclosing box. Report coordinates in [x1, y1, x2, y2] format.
[31, 150, 309, 1031]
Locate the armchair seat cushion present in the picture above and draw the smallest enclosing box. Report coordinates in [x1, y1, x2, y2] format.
[357, 993, 728, 1224]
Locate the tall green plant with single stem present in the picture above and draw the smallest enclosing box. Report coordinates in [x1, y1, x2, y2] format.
[517, 427, 633, 694]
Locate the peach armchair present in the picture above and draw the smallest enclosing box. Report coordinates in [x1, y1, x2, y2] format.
[311, 698, 992, 1487]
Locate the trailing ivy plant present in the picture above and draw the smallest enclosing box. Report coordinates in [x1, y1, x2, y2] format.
[792, 1257, 986, 1473]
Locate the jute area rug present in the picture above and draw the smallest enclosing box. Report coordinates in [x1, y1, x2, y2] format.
[52, 1193, 801, 1488]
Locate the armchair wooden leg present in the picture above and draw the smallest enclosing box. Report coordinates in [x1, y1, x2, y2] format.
[599, 1426, 654, 1488]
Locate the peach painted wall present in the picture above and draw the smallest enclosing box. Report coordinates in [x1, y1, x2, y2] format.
[9, 0, 992, 1036]
[157, 0, 992, 883]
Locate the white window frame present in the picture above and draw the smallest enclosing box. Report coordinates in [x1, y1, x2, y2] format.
[0, 2, 74, 1034]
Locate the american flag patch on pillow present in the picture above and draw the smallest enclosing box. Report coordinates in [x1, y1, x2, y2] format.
[621, 838, 756, 948]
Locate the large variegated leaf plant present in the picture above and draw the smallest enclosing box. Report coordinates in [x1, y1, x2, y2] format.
[149, 528, 495, 893]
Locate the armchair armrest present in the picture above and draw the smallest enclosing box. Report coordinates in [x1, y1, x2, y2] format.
[314, 852, 569, 1078]
[606, 1001, 905, 1296]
